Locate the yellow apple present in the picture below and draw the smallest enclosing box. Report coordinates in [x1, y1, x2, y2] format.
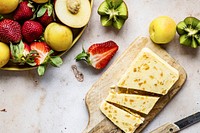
[0, 42, 10, 68]
[31, 0, 48, 3]
[149, 16, 176, 44]
[0, 0, 19, 14]
[44, 22, 73, 51]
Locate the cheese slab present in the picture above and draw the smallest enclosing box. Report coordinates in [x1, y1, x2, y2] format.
[100, 101, 144, 133]
[106, 92, 159, 114]
[117, 47, 179, 95]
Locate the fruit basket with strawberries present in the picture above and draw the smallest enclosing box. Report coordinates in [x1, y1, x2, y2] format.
[0, 0, 93, 76]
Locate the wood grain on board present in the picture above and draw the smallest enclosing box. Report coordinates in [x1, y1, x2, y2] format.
[83, 36, 187, 133]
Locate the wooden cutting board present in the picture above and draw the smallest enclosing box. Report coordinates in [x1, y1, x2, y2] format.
[83, 36, 187, 133]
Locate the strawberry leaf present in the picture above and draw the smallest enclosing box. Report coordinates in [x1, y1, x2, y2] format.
[47, 50, 54, 56]
[47, 4, 53, 16]
[37, 6, 47, 17]
[10, 41, 24, 64]
[10, 41, 37, 66]
[75, 48, 90, 64]
[46, 50, 63, 67]
[26, 50, 38, 66]
[0, 15, 3, 20]
[50, 56, 63, 67]
[37, 64, 47, 76]
[26, 61, 36, 66]
[27, 1, 35, 12]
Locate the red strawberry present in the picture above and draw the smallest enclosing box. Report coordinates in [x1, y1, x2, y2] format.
[22, 20, 43, 43]
[75, 41, 119, 69]
[53, 0, 57, 5]
[37, 3, 54, 27]
[10, 41, 36, 65]
[0, 19, 22, 43]
[38, 11, 54, 27]
[30, 42, 50, 65]
[30, 42, 63, 76]
[22, 42, 31, 56]
[13, 1, 34, 22]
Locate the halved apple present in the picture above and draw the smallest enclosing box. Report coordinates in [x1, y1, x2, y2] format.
[55, 0, 91, 28]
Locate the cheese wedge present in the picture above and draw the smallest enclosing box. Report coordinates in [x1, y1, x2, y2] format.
[117, 48, 179, 95]
[106, 92, 159, 114]
[100, 101, 144, 133]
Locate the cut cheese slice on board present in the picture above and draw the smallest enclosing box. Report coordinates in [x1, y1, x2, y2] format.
[106, 92, 159, 114]
[117, 47, 179, 95]
[100, 101, 144, 133]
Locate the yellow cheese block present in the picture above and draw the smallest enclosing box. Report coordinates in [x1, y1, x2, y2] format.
[117, 47, 179, 95]
[106, 92, 159, 114]
[100, 101, 144, 133]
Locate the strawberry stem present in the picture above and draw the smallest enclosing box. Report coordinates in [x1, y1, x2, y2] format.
[0, 15, 3, 20]
[75, 48, 91, 64]
[10, 41, 37, 66]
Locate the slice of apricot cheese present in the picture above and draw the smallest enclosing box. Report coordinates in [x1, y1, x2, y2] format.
[100, 101, 144, 133]
[117, 47, 179, 95]
[105, 91, 159, 115]
[100, 47, 179, 132]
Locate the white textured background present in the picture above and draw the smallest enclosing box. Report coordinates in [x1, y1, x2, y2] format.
[1, 0, 200, 133]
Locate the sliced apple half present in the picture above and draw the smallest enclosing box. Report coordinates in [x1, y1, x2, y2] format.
[55, 0, 91, 28]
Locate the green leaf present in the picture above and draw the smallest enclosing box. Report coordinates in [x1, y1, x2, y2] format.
[37, 6, 47, 17]
[0, 15, 3, 20]
[75, 52, 88, 61]
[30, 50, 38, 55]
[37, 65, 46, 76]
[26, 61, 36, 66]
[47, 5, 53, 16]
[27, 1, 35, 12]
[9, 41, 24, 63]
[50, 56, 63, 67]
[47, 50, 54, 56]
[26, 52, 37, 66]
[10, 43, 15, 57]
[19, 41, 24, 53]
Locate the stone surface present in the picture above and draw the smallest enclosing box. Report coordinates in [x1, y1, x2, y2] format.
[1, 0, 200, 133]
